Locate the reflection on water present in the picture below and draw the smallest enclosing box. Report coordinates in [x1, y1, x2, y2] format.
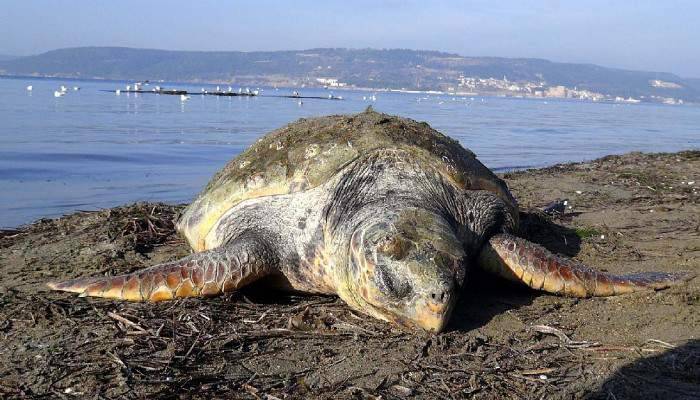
[1, 76, 699, 227]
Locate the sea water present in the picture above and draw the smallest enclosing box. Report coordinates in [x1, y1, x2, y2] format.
[1, 76, 698, 227]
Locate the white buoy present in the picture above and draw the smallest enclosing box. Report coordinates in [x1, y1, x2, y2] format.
[26, 85, 33, 91]
[180, 94, 190, 101]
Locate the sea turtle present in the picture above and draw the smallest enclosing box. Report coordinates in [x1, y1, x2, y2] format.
[48, 109, 692, 332]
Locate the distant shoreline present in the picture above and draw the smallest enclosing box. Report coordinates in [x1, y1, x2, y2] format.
[2, 74, 694, 106]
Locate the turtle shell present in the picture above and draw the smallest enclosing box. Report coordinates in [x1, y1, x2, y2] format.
[177, 109, 517, 251]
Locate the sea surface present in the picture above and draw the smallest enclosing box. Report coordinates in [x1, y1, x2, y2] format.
[1, 76, 699, 228]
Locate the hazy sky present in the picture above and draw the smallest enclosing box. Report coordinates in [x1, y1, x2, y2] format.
[2, 0, 699, 77]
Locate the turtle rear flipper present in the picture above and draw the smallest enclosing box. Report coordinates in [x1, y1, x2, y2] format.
[48, 235, 278, 301]
[478, 233, 694, 297]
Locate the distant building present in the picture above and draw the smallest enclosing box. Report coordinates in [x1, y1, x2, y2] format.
[315, 77, 347, 87]
[545, 86, 567, 98]
[649, 80, 682, 89]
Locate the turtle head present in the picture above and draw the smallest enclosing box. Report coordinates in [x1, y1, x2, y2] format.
[342, 208, 466, 333]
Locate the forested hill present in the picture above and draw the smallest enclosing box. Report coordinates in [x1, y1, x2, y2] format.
[1, 47, 697, 101]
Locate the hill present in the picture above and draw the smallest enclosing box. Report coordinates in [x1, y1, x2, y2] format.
[1, 47, 697, 102]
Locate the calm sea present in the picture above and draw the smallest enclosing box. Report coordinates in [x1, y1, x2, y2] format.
[1, 76, 698, 228]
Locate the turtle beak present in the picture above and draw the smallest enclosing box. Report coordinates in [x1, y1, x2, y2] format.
[412, 286, 456, 333]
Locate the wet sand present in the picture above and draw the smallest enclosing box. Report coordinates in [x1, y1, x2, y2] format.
[1, 150, 698, 399]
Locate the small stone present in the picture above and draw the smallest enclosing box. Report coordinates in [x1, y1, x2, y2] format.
[539, 374, 548, 380]
[600, 235, 605, 239]
[575, 190, 582, 194]
[390, 385, 414, 396]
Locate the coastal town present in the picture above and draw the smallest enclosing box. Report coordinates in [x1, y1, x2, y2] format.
[451, 75, 685, 105]
[310, 74, 686, 105]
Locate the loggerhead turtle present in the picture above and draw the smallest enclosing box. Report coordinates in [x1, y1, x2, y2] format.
[48, 109, 692, 332]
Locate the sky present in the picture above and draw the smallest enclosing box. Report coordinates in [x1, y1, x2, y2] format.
[1, 0, 699, 77]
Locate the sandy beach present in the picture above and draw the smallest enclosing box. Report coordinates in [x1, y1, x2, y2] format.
[1, 150, 698, 399]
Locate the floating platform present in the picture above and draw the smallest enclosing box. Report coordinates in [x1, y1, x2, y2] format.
[103, 89, 257, 97]
[202, 91, 257, 97]
[103, 89, 188, 95]
[103, 89, 344, 100]
[269, 95, 344, 100]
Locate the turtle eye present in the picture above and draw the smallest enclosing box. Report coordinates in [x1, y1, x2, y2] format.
[375, 264, 412, 299]
[376, 235, 412, 260]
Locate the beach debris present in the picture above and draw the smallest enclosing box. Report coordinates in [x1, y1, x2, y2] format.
[389, 385, 413, 396]
[531, 324, 599, 348]
[543, 198, 568, 215]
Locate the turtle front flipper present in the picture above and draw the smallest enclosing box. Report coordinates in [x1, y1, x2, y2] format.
[48, 235, 279, 301]
[478, 233, 694, 297]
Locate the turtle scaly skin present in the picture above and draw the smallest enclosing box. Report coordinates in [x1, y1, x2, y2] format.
[49, 109, 693, 332]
